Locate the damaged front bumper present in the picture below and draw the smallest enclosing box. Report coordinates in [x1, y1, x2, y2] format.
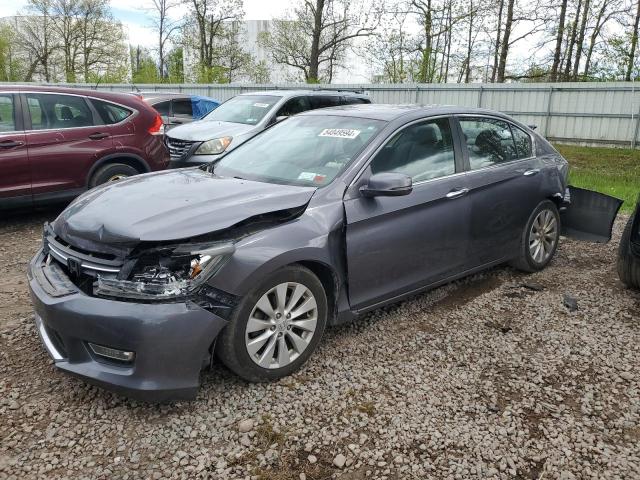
[28, 249, 228, 402]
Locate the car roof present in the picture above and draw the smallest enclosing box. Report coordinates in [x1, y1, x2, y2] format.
[0, 84, 145, 107]
[299, 104, 519, 122]
[237, 89, 369, 99]
[138, 92, 190, 102]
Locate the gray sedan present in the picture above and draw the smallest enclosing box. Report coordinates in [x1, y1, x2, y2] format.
[28, 105, 618, 401]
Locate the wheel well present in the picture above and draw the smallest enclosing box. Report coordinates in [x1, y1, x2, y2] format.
[296, 261, 338, 323]
[88, 156, 149, 186]
[102, 157, 149, 174]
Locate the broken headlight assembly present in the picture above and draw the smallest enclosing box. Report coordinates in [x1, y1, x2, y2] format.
[95, 242, 235, 300]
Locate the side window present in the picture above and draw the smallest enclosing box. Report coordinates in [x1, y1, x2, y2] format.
[309, 95, 341, 109]
[26, 93, 93, 130]
[276, 96, 311, 117]
[459, 117, 517, 170]
[342, 96, 370, 105]
[369, 118, 456, 183]
[27, 96, 46, 130]
[511, 125, 532, 159]
[153, 100, 170, 116]
[172, 99, 193, 118]
[91, 99, 132, 124]
[0, 95, 17, 132]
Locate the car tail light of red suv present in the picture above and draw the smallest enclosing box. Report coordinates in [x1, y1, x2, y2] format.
[0, 85, 170, 209]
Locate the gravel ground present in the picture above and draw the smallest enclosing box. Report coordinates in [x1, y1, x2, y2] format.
[1, 209, 639, 480]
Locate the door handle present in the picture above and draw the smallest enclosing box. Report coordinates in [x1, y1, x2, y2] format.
[446, 188, 469, 199]
[88, 132, 110, 140]
[0, 139, 24, 148]
[523, 169, 540, 176]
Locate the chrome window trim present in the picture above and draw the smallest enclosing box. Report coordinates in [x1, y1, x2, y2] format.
[456, 113, 537, 171]
[21, 90, 138, 132]
[349, 114, 462, 190]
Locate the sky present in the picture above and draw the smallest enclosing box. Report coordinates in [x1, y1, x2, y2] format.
[0, 0, 293, 48]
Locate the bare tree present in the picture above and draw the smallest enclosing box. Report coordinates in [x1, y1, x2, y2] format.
[260, 0, 382, 83]
[148, 0, 181, 79]
[550, 0, 568, 81]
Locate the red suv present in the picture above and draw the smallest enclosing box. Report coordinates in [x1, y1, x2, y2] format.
[0, 86, 169, 209]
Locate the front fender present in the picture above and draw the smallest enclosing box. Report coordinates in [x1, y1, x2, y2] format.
[206, 204, 346, 298]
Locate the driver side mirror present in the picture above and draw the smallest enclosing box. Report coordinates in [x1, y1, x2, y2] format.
[360, 172, 413, 198]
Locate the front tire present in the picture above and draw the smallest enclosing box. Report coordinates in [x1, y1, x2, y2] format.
[617, 213, 640, 289]
[216, 265, 328, 382]
[511, 200, 560, 273]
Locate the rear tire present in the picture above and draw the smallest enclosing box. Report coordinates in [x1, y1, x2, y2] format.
[617, 213, 640, 289]
[511, 200, 560, 273]
[90, 163, 139, 187]
[216, 265, 328, 382]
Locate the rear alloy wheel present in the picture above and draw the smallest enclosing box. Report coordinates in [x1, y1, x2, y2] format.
[511, 200, 560, 272]
[216, 265, 327, 382]
[90, 163, 139, 187]
[529, 208, 558, 264]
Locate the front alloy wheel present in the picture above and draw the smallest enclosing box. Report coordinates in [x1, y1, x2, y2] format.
[216, 265, 327, 382]
[245, 282, 318, 369]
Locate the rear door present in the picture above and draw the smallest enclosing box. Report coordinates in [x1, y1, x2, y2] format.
[344, 116, 470, 309]
[456, 116, 546, 266]
[23, 92, 114, 197]
[0, 93, 30, 203]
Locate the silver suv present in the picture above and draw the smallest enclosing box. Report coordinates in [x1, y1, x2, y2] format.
[164, 89, 371, 168]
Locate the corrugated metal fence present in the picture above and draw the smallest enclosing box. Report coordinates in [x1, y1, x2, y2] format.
[9, 82, 640, 148]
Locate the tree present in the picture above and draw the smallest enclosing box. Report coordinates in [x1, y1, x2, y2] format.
[166, 47, 185, 82]
[363, 6, 414, 83]
[0, 23, 23, 81]
[148, 0, 181, 79]
[131, 45, 161, 83]
[627, 0, 640, 80]
[261, 0, 382, 83]
[18, 0, 59, 81]
[186, 0, 244, 81]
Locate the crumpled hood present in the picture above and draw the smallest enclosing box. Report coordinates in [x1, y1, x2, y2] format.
[53, 169, 316, 245]
[167, 120, 256, 142]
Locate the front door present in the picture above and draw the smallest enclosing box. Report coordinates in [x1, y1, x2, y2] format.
[344, 117, 471, 310]
[0, 93, 30, 203]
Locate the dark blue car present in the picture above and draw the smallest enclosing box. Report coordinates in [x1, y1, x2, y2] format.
[28, 104, 620, 401]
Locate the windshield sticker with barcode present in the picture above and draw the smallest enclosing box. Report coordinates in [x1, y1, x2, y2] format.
[318, 128, 361, 139]
[253, 103, 270, 108]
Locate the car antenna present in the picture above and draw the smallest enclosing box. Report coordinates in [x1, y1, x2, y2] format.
[92, 75, 102, 90]
[131, 83, 141, 93]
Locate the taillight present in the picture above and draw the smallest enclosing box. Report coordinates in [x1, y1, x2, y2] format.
[148, 113, 164, 135]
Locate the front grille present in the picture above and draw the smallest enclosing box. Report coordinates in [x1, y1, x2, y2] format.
[165, 137, 197, 160]
[44, 229, 124, 295]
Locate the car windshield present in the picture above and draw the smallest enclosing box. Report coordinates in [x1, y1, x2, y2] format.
[213, 115, 386, 187]
[202, 95, 281, 125]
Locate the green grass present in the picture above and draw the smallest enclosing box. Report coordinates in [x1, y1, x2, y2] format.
[556, 144, 640, 213]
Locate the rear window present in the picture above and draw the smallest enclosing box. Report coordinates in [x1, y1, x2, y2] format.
[343, 96, 370, 105]
[91, 99, 133, 125]
[153, 100, 170, 116]
[172, 99, 193, 118]
[309, 96, 341, 109]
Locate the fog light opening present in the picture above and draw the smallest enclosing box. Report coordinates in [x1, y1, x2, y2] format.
[88, 343, 135, 363]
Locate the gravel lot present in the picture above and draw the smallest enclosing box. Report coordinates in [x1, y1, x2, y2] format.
[1, 209, 639, 480]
